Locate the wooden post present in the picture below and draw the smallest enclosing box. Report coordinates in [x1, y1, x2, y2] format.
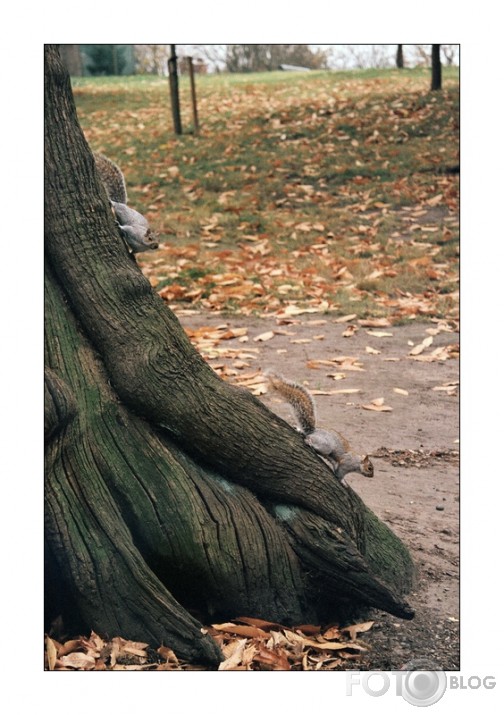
[431, 44, 442, 91]
[187, 57, 199, 135]
[167, 44, 182, 135]
[396, 45, 404, 69]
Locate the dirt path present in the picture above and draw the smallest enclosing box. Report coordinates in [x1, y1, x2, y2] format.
[178, 310, 460, 670]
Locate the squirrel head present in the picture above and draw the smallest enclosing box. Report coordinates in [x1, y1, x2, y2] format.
[360, 455, 374, 478]
[119, 224, 159, 253]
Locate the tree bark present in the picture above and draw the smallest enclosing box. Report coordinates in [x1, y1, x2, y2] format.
[44, 45, 415, 666]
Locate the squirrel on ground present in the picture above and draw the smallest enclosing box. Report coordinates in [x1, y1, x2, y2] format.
[267, 372, 374, 483]
[94, 153, 159, 254]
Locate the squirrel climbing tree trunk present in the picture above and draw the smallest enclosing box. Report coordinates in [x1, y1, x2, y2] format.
[44, 45, 415, 667]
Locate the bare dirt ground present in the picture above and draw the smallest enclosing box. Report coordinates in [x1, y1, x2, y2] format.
[178, 310, 460, 671]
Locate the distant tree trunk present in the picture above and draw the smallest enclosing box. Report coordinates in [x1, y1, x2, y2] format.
[396, 45, 404, 69]
[44, 44, 415, 667]
[431, 44, 442, 90]
[59, 44, 83, 76]
[167, 44, 182, 134]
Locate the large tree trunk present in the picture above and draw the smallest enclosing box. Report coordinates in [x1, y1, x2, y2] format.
[44, 45, 415, 667]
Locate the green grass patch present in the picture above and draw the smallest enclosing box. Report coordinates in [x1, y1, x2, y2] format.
[73, 67, 459, 321]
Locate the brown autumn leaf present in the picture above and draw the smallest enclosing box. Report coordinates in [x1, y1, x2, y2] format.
[307, 359, 339, 369]
[322, 625, 342, 640]
[362, 397, 393, 412]
[342, 325, 358, 337]
[234, 616, 286, 631]
[157, 645, 180, 665]
[358, 318, 392, 327]
[56, 638, 84, 657]
[332, 356, 365, 371]
[335, 313, 358, 323]
[294, 624, 322, 636]
[211, 622, 269, 639]
[254, 645, 291, 670]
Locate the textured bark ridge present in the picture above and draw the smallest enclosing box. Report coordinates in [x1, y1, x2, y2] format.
[44, 45, 415, 666]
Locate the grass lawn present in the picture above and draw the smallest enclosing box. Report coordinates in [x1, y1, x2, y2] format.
[72, 67, 459, 323]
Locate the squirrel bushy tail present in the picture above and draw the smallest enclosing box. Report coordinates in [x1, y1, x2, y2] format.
[94, 153, 128, 204]
[267, 371, 316, 435]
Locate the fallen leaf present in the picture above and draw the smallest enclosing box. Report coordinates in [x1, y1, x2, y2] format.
[358, 318, 392, 327]
[234, 616, 285, 631]
[366, 330, 394, 337]
[57, 639, 83, 657]
[335, 314, 357, 323]
[167, 165, 180, 178]
[341, 621, 375, 640]
[59, 652, 96, 670]
[212, 622, 269, 638]
[218, 639, 248, 670]
[409, 335, 434, 355]
[393, 388, 409, 396]
[362, 398, 393, 412]
[254, 330, 275, 342]
[46, 636, 58, 671]
[342, 325, 358, 337]
[254, 646, 291, 670]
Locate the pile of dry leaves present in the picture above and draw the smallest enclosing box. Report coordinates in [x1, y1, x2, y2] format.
[45, 618, 374, 671]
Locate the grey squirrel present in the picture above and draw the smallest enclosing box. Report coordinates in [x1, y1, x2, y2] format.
[267, 372, 374, 482]
[94, 153, 159, 253]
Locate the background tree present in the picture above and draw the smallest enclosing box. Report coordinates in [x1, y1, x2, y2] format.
[59, 45, 83, 76]
[83, 44, 127, 76]
[396, 44, 404, 68]
[225, 44, 330, 72]
[134, 44, 171, 75]
[44, 45, 414, 667]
